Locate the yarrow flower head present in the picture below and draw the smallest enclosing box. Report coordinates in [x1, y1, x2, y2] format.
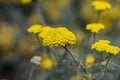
[27, 24, 42, 34]
[30, 56, 41, 65]
[27, 24, 76, 47]
[91, 40, 120, 55]
[92, 1, 111, 11]
[39, 27, 76, 47]
[86, 23, 105, 33]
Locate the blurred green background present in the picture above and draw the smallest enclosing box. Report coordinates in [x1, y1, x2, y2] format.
[0, 0, 120, 80]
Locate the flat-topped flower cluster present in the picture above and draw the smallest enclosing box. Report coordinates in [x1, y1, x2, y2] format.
[91, 40, 120, 55]
[27, 24, 76, 47]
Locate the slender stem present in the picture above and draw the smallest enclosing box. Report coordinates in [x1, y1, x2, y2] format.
[35, 34, 41, 47]
[64, 46, 79, 62]
[34, 3, 47, 26]
[95, 11, 102, 23]
[28, 65, 35, 80]
[103, 56, 112, 80]
[35, 34, 47, 53]
[88, 32, 92, 46]
[64, 46, 87, 74]
[93, 33, 96, 43]
[92, 11, 102, 43]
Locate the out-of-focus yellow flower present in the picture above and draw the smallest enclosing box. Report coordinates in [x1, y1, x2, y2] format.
[85, 54, 95, 65]
[0, 26, 16, 49]
[43, 2, 61, 21]
[27, 24, 42, 34]
[40, 57, 52, 69]
[86, 23, 105, 33]
[70, 75, 87, 80]
[21, 0, 32, 4]
[0, 23, 17, 59]
[39, 27, 76, 47]
[106, 45, 120, 55]
[92, 1, 111, 11]
[91, 40, 110, 52]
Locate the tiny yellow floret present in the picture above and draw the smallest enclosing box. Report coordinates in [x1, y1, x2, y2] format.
[92, 1, 111, 11]
[86, 23, 105, 33]
[27, 24, 42, 34]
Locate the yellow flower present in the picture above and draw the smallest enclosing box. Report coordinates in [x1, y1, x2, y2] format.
[106, 45, 120, 55]
[91, 40, 110, 52]
[91, 40, 120, 55]
[92, 1, 111, 11]
[21, 0, 32, 4]
[86, 23, 105, 33]
[40, 57, 52, 69]
[39, 27, 76, 47]
[27, 24, 42, 34]
[85, 54, 95, 65]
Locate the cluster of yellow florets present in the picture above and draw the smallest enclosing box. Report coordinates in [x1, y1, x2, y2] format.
[27, 25, 76, 47]
[85, 23, 105, 33]
[91, 40, 120, 55]
[92, 1, 111, 11]
[40, 27, 76, 47]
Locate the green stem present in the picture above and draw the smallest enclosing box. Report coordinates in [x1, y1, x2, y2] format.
[103, 56, 111, 80]
[93, 33, 96, 43]
[34, 3, 47, 26]
[35, 34, 41, 47]
[28, 65, 35, 80]
[95, 11, 102, 23]
[64, 46, 87, 74]
[64, 46, 79, 62]
[35, 34, 47, 53]
[92, 11, 102, 43]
